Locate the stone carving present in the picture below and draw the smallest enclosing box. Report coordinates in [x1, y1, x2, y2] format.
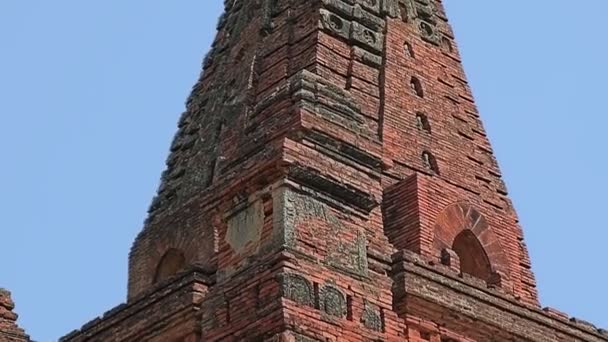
[418, 20, 438, 44]
[320, 10, 352, 41]
[281, 274, 314, 307]
[394, 0, 441, 45]
[320, 285, 347, 318]
[319, 2, 385, 54]
[414, 1, 441, 45]
[273, 188, 369, 276]
[361, 300, 383, 332]
[325, 229, 369, 277]
[351, 22, 383, 53]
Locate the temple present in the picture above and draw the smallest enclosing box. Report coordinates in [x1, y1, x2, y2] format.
[15, 0, 603, 341]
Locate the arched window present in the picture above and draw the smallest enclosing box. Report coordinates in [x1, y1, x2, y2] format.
[422, 151, 439, 174]
[452, 230, 492, 282]
[441, 36, 454, 53]
[410, 76, 424, 97]
[154, 248, 186, 284]
[404, 42, 415, 58]
[416, 112, 431, 133]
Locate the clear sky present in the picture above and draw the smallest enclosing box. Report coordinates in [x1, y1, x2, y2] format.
[0, 1, 606, 341]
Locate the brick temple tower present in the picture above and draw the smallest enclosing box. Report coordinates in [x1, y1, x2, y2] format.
[61, 1, 607, 341]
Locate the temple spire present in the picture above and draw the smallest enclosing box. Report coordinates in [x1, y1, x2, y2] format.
[60, 1, 607, 341]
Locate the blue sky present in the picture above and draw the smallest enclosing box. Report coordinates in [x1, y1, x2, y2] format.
[0, 1, 606, 341]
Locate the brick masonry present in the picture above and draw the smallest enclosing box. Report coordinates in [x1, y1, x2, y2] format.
[0, 289, 29, 342]
[25, 0, 604, 341]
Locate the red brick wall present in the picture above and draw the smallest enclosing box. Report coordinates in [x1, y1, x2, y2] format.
[379, 7, 538, 303]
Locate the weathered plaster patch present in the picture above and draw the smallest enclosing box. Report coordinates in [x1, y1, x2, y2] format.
[226, 200, 264, 255]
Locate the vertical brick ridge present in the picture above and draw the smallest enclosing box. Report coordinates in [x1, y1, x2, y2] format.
[382, 174, 422, 253]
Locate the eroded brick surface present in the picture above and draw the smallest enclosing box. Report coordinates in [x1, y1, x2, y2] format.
[58, 1, 607, 341]
[0, 289, 29, 342]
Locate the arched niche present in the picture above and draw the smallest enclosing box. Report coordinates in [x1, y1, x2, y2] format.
[452, 229, 492, 282]
[434, 202, 509, 283]
[410, 76, 424, 97]
[153, 248, 186, 284]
